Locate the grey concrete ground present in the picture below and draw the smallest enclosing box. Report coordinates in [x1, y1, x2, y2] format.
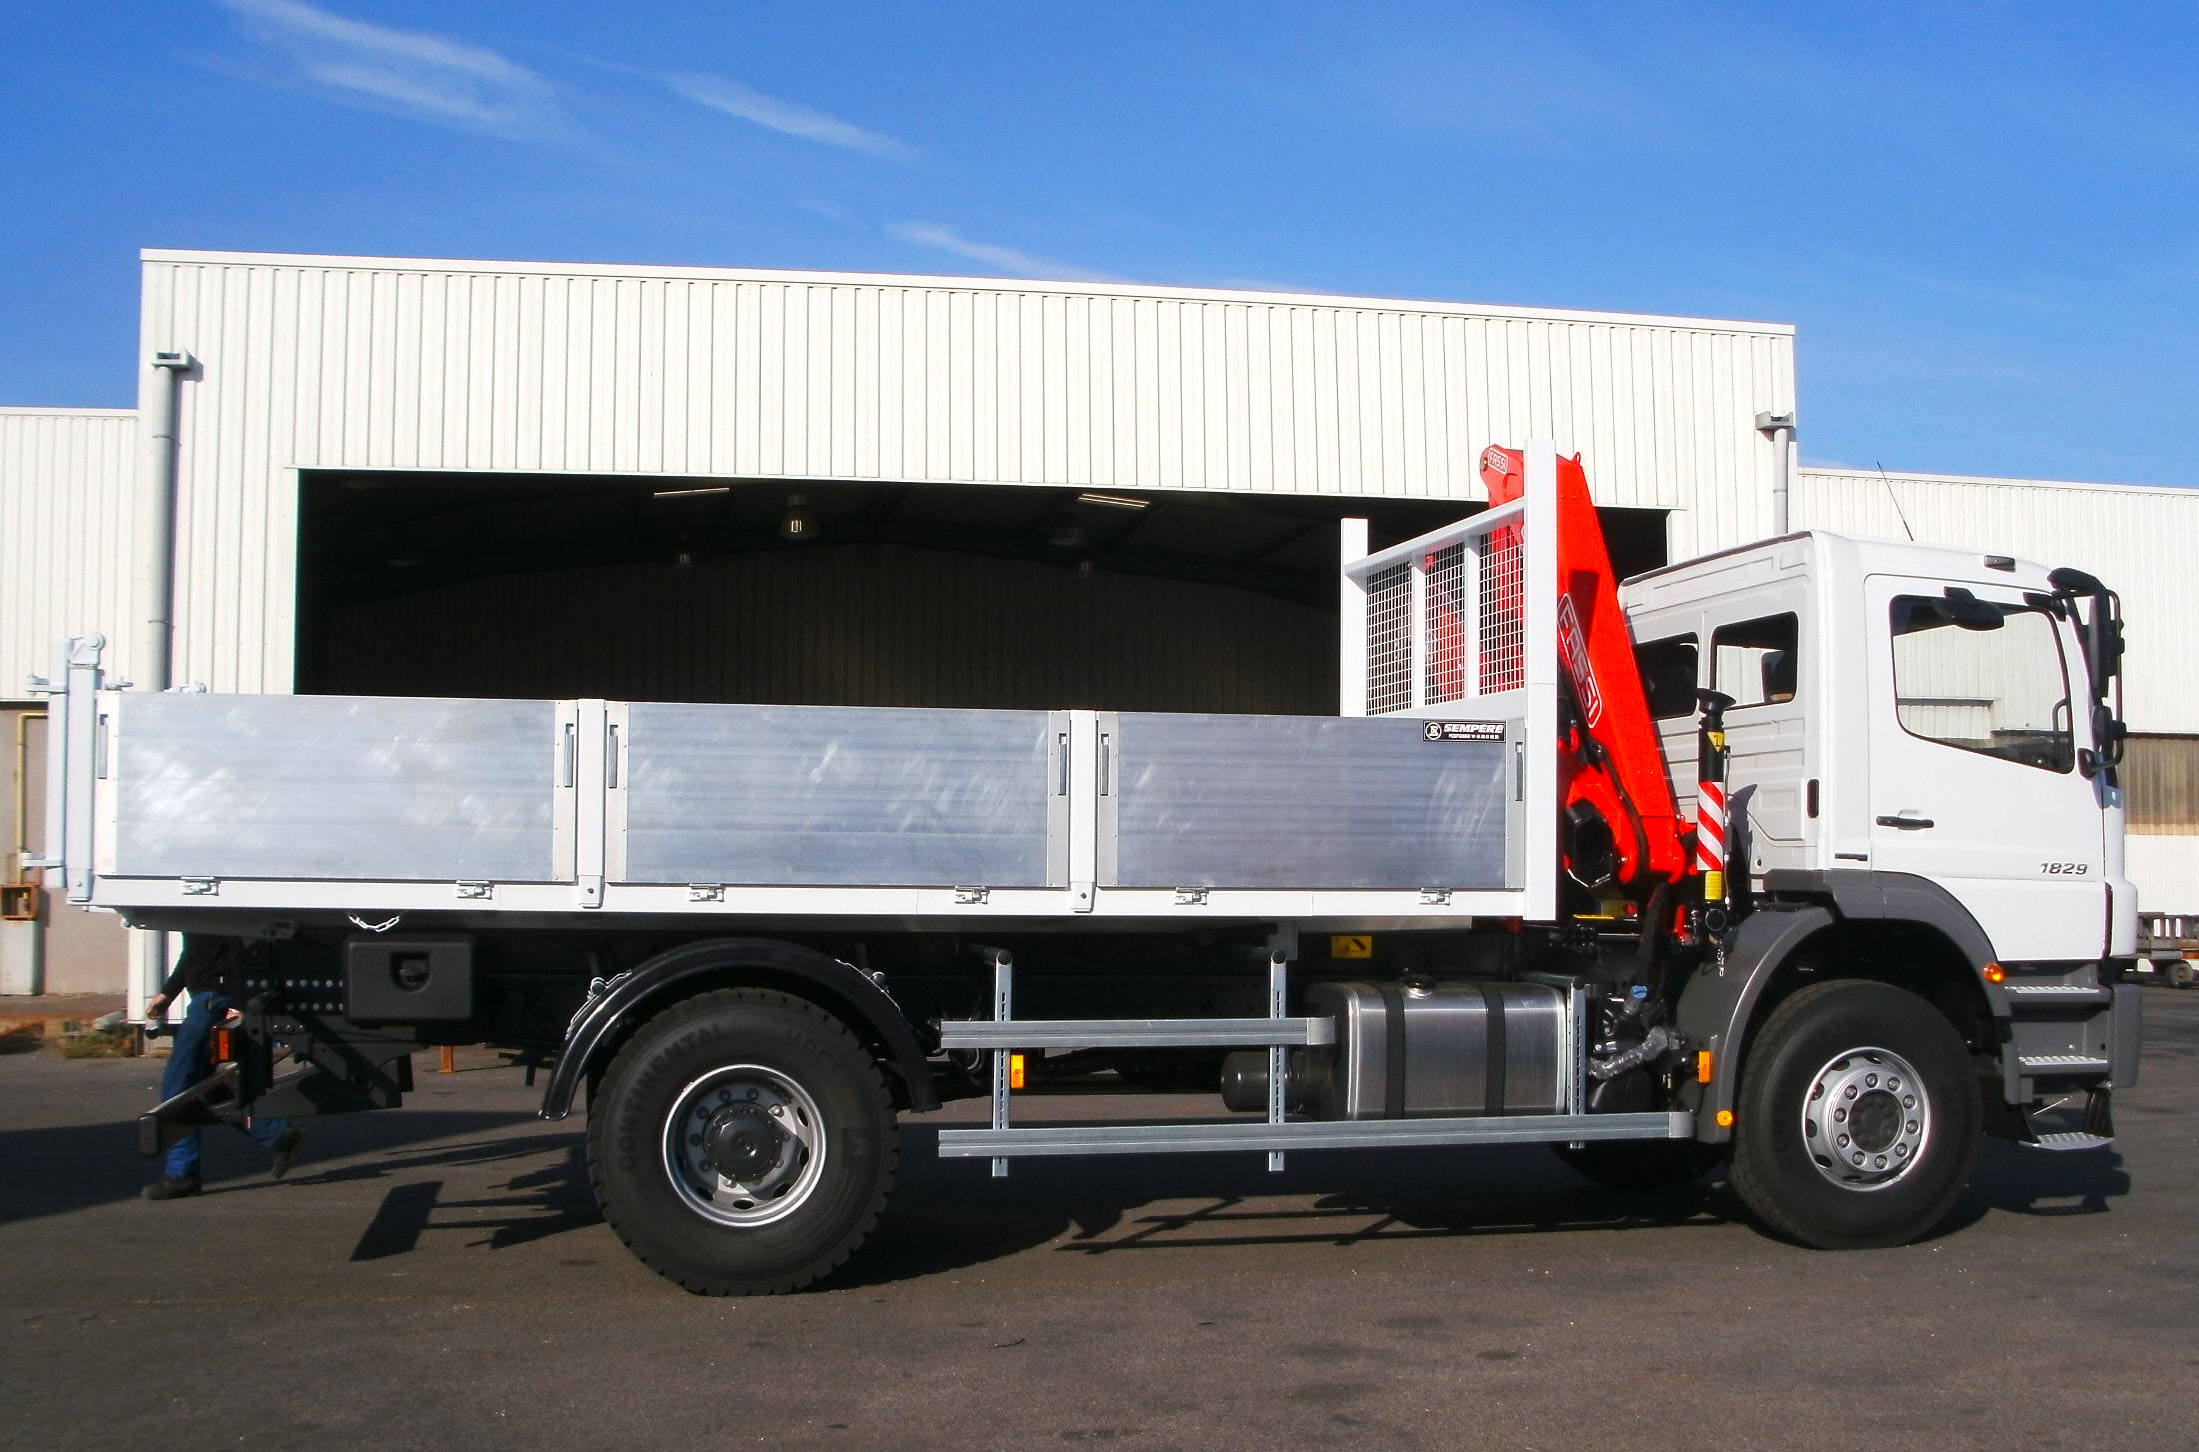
[4, 993, 2196, 1452]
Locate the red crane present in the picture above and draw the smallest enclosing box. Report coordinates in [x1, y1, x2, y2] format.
[1479, 445, 1693, 901]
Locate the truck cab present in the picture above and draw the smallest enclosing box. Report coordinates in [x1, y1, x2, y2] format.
[1625, 530, 2133, 962]
[1627, 531, 2140, 1140]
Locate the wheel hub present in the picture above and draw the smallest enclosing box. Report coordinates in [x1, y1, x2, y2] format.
[662, 1064, 828, 1227]
[1800, 1047, 1930, 1191]
[703, 1101, 790, 1182]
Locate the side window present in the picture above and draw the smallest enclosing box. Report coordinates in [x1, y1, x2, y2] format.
[1711, 613, 1799, 709]
[1889, 595, 2074, 772]
[1634, 634, 1699, 720]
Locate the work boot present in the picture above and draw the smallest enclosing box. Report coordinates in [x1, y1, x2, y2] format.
[269, 1127, 306, 1180]
[141, 1176, 202, 1201]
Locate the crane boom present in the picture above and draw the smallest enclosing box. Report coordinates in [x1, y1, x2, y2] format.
[1479, 444, 1690, 897]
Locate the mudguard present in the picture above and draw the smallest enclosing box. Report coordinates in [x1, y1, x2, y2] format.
[539, 938, 939, 1120]
[1682, 871, 2026, 1140]
[1673, 904, 1834, 1143]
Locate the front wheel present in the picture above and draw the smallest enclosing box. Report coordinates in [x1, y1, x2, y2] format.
[1729, 980, 1981, 1250]
[588, 988, 898, 1294]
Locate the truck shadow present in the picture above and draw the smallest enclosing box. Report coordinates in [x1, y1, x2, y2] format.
[0, 1107, 585, 1231]
[838, 1124, 2134, 1287]
[337, 1142, 599, 1260]
[2, 1104, 2133, 1282]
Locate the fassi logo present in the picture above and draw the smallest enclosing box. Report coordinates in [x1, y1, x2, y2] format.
[1556, 594, 1603, 726]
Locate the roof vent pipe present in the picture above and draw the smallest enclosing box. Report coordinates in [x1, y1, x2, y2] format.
[1755, 411, 1797, 535]
[139, 352, 194, 692]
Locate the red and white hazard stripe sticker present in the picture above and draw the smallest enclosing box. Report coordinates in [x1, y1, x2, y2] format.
[1695, 779, 1727, 873]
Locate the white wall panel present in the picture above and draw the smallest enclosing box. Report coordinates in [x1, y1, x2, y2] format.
[141, 250, 1796, 692]
[0, 408, 137, 694]
[1797, 468, 2199, 732]
[2126, 834, 2199, 915]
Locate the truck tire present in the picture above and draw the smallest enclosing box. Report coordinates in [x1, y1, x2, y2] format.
[1729, 980, 1980, 1250]
[2168, 960, 2196, 990]
[587, 987, 897, 1294]
[1553, 1139, 1724, 1190]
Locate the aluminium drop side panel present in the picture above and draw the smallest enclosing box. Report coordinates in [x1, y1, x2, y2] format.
[1098, 712, 1514, 891]
[614, 702, 1064, 888]
[102, 693, 570, 884]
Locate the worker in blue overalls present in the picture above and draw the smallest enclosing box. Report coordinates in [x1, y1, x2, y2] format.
[141, 935, 305, 1200]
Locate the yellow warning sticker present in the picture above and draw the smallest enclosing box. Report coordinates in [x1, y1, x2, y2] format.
[1330, 934, 1374, 959]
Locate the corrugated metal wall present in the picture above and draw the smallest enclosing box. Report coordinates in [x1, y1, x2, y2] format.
[0, 408, 138, 695]
[2124, 735, 2199, 834]
[141, 251, 1797, 693]
[1796, 468, 2199, 732]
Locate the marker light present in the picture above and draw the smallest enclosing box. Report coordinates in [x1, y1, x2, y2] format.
[1983, 963, 2007, 984]
[1009, 1053, 1027, 1091]
[1696, 1050, 1714, 1084]
[1716, 1109, 1735, 1128]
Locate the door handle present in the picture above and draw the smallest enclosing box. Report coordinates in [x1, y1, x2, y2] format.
[1875, 813, 1935, 830]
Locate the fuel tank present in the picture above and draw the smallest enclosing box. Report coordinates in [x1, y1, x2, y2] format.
[1306, 979, 1566, 1119]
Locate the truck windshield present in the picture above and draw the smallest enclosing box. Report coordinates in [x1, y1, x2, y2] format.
[1889, 595, 2075, 773]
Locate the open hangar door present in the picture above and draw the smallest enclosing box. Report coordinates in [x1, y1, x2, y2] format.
[295, 471, 1668, 712]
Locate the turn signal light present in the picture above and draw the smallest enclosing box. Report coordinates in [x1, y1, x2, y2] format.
[1009, 1053, 1027, 1091]
[1983, 963, 2007, 984]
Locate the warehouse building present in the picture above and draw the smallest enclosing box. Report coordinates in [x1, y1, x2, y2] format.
[2, 249, 2192, 996]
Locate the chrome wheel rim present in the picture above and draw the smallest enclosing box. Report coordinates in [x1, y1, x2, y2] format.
[663, 1064, 828, 1227]
[1800, 1046, 1930, 1191]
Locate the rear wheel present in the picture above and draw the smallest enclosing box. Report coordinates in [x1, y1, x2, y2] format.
[2167, 960, 2196, 990]
[588, 988, 897, 1294]
[1729, 980, 1980, 1249]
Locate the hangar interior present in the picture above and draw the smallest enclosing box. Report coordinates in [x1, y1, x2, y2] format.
[293, 469, 1668, 711]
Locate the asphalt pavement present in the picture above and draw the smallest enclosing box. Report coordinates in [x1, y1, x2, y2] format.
[4, 990, 2196, 1452]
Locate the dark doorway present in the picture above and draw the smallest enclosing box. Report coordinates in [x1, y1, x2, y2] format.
[296, 472, 1667, 714]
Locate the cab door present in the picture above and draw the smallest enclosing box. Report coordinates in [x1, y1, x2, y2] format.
[1863, 576, 2106, 962]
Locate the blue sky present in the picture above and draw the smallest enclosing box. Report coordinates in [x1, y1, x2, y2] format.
[3, 1, 2194, 486]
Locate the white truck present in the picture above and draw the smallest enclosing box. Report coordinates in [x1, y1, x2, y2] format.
[29, 440, 2139, 1292]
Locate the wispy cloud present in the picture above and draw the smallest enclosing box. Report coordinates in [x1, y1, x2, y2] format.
[669, 73, 913, 160]
[216, 0, 563, 140]
[887, 223, 1117, 282]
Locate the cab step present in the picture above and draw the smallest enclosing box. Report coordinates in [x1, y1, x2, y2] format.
[2024, 1131, 2113, 1152]
[2002, 983, 2112, 1006]
[2017, 1086, 2115, 1152]
[2017, 1053, 2112, 1074]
